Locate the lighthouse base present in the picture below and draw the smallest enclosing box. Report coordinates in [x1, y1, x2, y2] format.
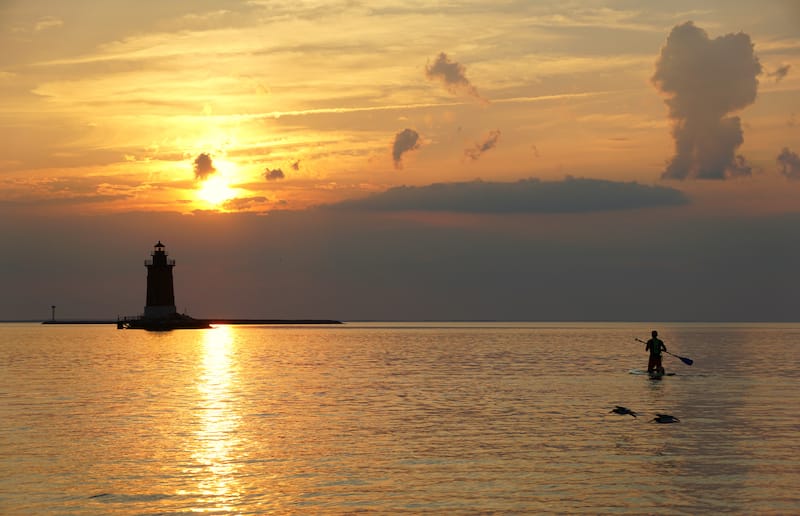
[118, 313, 211, 331]
[144, 305, 177, 319]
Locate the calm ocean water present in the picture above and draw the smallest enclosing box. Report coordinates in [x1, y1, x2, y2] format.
[1, 322, 798, 514]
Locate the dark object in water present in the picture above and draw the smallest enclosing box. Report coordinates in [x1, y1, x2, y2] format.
[652, 413, 680, 424]
[118, 312, 211, 331]
[610, 405, 638, 418]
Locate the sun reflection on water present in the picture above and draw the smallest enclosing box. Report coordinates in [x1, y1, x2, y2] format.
[185, 325, 243, 512]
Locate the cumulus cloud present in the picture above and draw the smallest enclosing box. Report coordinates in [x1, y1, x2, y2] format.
[264, 168, 285, 180]
[777, 148, 800, 179]
[193, 153, 216, 180]
[425, 52, 485, 102]
[768, 64, 791, 83]
[392, 128, 420, 168]
[329, 177, 688, 214]
[465, 130, 501, 161]
[652, 21, 762, 180]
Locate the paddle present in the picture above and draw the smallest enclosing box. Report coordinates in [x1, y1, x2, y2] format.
[635, 338, 694, 366]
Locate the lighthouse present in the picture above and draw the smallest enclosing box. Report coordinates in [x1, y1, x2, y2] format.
[143, 241, 177, 319]
[117, 241, 209, 329]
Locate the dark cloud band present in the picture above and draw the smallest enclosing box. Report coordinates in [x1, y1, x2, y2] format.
[329, 177, 688, 213]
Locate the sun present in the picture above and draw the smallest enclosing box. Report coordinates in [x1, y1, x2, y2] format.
[195, 160, 239, 207]
[197, 175, 236, 206]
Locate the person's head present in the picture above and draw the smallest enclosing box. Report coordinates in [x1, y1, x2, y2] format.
[651, 330, 658, 337]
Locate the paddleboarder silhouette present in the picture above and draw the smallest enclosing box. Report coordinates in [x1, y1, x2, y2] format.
[645, 330, 667, 374]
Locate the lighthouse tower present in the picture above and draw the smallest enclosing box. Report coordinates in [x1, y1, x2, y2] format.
[144, 241, 177, 319]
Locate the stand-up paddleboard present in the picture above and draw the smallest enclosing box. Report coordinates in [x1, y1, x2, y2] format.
[629, 369, 676, 377]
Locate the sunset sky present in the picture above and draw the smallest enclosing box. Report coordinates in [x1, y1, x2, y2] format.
[1, 1, 799, 321]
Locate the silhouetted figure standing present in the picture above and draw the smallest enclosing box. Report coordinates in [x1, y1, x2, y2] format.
[645, 330, 667, 374]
